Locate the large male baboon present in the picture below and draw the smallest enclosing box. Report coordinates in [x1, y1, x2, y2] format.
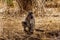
[22, 12, 35, 35]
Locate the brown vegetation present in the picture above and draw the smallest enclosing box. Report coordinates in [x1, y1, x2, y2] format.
[0, 0, 60, 40]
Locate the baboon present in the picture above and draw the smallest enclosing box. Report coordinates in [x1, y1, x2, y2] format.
[22, 12, 35, 35]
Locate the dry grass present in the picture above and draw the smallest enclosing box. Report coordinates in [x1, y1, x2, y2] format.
[0, 0, 60, 40]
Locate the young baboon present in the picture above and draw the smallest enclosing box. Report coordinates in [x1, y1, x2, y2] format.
[22, 12, 35, 35]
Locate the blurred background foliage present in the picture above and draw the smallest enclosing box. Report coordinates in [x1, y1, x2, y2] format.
[6, 0, 14, 7]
